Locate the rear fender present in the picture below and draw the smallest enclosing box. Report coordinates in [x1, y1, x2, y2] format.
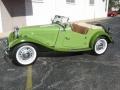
[90, 31, 112, 49]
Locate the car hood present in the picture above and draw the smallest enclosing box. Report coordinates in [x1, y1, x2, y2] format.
[19, 24, 60, 34]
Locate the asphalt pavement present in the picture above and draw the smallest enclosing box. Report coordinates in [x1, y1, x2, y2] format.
[0, 17, 120, 90]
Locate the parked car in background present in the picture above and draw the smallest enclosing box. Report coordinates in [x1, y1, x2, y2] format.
[5, 15, 112, 65]
[108, 10, 118, 17]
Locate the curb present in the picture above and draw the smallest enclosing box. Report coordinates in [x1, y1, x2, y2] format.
[0, 32, 11, 39]
[0, 32, 3, 38]
[79, 17, 112, 22]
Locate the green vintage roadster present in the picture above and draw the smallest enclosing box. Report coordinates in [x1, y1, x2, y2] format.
[6, 15, 112, 65]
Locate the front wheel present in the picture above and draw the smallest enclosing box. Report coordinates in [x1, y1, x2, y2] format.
[93, 38, 108, 55]
[12, 43, 37, 65]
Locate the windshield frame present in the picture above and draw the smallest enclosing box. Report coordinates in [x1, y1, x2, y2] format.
[52, 15, 69, 28]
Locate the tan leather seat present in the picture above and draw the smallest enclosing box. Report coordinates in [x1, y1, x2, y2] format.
[71, 23, 89, 34]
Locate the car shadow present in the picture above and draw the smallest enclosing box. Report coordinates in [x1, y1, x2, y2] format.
[37, 50, 91, 57]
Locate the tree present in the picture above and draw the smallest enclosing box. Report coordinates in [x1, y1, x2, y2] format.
[109, 0, 120, 10]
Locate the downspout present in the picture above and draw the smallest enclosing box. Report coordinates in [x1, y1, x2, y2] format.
[105, 0, 109, 14]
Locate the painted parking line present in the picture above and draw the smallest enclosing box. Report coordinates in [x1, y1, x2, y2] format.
[25, 65, 33, 90]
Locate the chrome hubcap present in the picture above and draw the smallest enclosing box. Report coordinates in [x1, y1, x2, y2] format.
[95, 39, 107, 54]
[18, 47, 33, 60]
[96, 42, 104, 51]
[16, 45, 37, 65]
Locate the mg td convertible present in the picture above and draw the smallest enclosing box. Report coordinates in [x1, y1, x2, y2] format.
[6, 15, 112, 65]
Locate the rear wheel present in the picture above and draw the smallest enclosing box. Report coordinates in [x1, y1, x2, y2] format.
[12, 43, 37, 65]
[93, 37, 108, 55]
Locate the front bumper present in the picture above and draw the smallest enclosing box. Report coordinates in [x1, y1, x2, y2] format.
[4, 47, 10, 56]
[4, 38, 10, 56]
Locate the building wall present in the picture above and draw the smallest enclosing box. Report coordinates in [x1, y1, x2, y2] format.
[26, 0, 55, 26]
[26, 0, 109, 26]
[0, 0, 13, 33]
[55, 0, 109, 20]
[94, 0, 109, 18]
[0, 3, 2, 33]
[0, 0, 27, 32]
[0, 0, 109, 32]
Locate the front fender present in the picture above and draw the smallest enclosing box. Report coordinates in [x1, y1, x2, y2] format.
[90, 31, 112, 49]
[8, 37, 42, 49]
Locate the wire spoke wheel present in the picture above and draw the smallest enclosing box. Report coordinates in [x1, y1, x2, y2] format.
[13, 43, 37, 65]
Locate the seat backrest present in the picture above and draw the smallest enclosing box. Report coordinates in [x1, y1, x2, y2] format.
[71, 23, 89, 34]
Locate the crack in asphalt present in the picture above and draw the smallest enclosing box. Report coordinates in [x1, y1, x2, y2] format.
[33, 63, 54, 89]
[4, 73, 26, 81]
[48, 80, 64, 89]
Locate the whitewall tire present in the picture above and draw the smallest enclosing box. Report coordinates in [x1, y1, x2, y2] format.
[13, 43, 37, 65]
[94, 38, 108, 55]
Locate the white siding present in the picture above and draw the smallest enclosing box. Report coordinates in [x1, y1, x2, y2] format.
[55, 0, 109, 21]
[94, 0, 108, 18]
[0, 2, 3, 32]
[25, 0, 109, 26]
[26, 0, 55, 26]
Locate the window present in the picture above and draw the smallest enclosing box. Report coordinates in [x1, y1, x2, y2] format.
[89, 0, 94, 5]
[66, 0, 75, 4]
[32, 0, 44, 3]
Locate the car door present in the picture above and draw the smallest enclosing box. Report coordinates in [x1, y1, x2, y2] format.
[62, 27, 88, 49]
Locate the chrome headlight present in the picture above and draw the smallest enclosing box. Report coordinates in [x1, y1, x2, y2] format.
[14, 26, 19, 38]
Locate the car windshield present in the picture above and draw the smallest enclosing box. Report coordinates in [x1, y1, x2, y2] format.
[52, 15, 69, 27]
